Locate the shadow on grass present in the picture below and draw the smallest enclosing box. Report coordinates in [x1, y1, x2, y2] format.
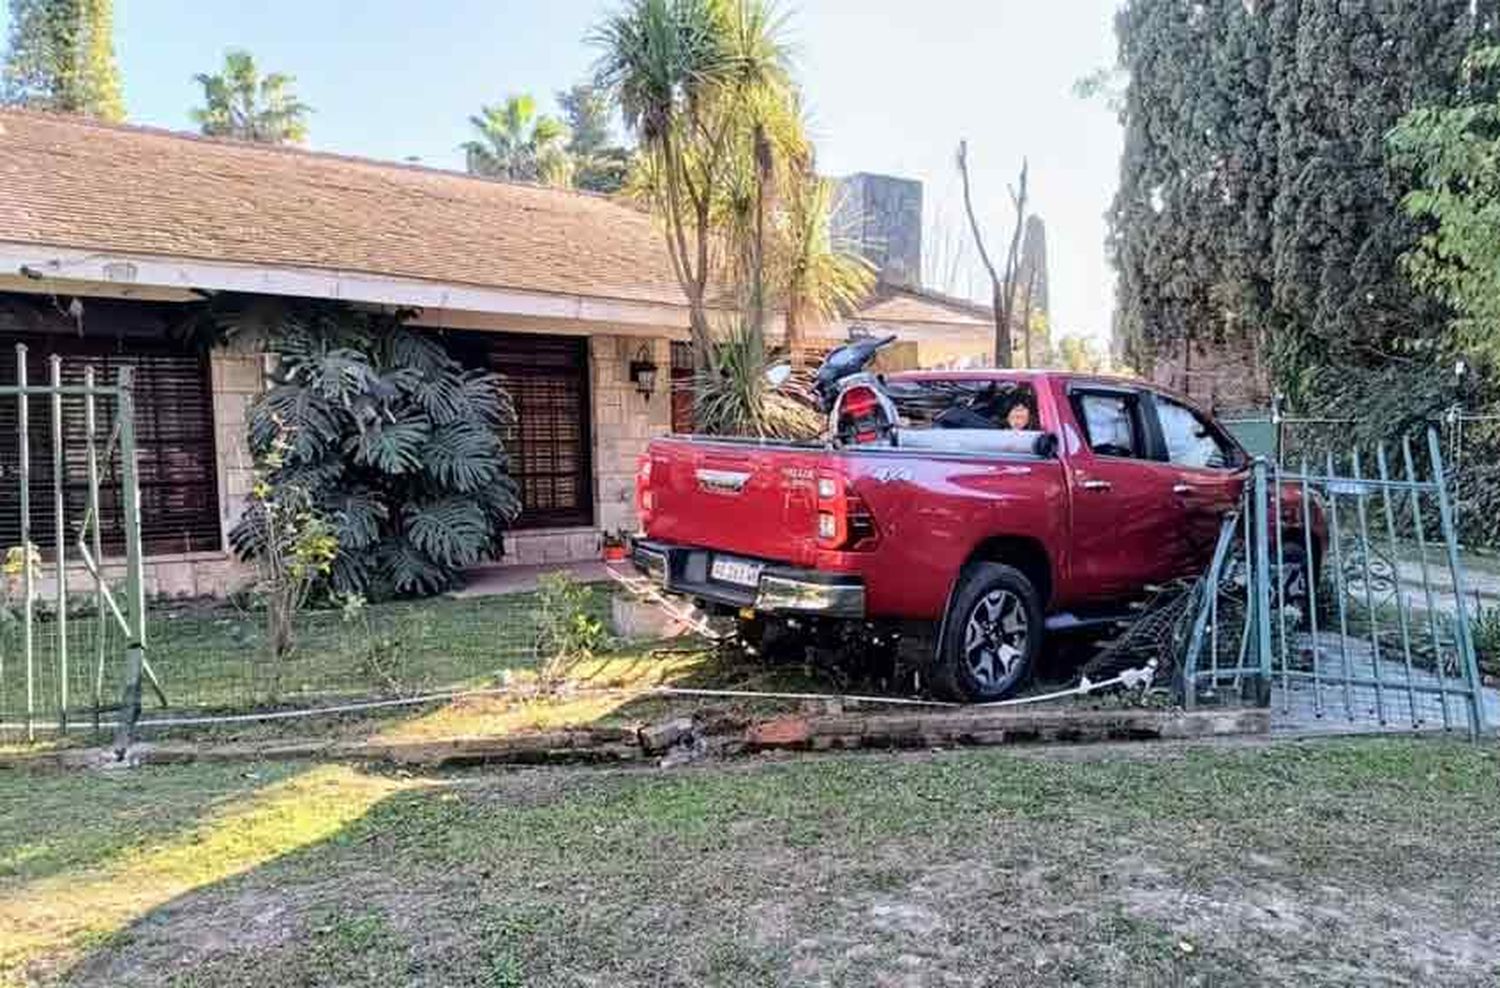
[0, 760, 422, 986]
[35, 737, 1500, 987]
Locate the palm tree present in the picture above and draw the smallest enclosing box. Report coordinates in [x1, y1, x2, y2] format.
[461, 94, 575, 187]
[191, 50, 310, 144]
[777, 173, 876, 360]
[593, 0, 797, 370]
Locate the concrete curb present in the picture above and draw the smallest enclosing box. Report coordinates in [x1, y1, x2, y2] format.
[0, 707, 1269, 772]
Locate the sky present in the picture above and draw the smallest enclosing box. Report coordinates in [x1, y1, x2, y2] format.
[2, 0, 1124, 343]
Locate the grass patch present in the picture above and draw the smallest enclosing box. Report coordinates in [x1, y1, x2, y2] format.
[3, 737, 1498, 986]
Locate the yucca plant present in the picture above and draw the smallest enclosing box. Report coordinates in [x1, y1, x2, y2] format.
[694, 316, 822, 440]
[227, 302, 521, 598]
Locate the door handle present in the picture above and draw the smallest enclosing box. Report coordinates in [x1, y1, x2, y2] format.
[1081, 479, 1112, 492]
[1172, 483, 1196, 495]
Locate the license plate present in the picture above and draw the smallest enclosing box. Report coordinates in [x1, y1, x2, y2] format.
[710, 556, 763, 588]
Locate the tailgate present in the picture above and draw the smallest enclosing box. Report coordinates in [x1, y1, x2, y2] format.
[643, 438, 827, 565]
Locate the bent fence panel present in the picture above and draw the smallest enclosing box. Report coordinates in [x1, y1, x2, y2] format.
[1181, 429, 1494, 737]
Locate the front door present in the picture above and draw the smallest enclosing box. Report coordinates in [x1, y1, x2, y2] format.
[1064, 388, 1187, 601]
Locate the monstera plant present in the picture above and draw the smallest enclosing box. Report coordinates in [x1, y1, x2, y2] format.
[227, 302, 520, 597]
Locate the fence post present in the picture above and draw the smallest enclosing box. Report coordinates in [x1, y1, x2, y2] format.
[111, 366, 147, 757]
[1271, 392, 1284, 468]
[50, 356, 68, 733]
[1427, 428, 1486, 736]
[17, 345, 34, 743]
[1251, 458, 1273, 705]
[85, 366, 105, 732]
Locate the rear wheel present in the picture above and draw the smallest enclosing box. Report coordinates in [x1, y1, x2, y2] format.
[931, 563, 1043, 702]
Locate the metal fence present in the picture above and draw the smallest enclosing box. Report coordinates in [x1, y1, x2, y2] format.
[0, 346, 148, 750]
[1220, 400, 1500, 544]
[1180, 429, 1495, 736]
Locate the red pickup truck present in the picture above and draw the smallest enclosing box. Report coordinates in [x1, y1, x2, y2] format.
[633, 367, 1310, 701]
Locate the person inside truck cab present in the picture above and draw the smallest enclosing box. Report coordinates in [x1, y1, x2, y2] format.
[1005, 402, 1032, 431]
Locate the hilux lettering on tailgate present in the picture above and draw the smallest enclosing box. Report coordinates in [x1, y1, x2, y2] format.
[781, 466, 815, 488]
[696, 468, 751, 494]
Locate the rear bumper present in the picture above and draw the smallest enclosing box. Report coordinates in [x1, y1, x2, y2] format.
[630, 538, 865, 618]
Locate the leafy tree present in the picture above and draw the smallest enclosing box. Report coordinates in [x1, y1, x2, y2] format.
[557, 81, 612, 155]
[558, 81, 632, 193]
[1391, 45, 1500, 360]
[462, 93, 574, 186]
[191, 50, 310, 144]
[1105, 0, 1496, 410]
[2, 0, 123, 120]
[1054, 333, 1104, 373]
[226, 302, 521, 598]
[593, 0, 800, 372]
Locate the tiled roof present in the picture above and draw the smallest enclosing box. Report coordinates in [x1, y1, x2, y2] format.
[0, 109, 689, 309]
[854, 285, 991, 327]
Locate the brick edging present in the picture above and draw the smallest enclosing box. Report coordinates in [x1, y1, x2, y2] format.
[0, 707, 1269, 772]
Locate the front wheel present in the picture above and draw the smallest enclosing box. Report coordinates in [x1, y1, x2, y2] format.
[931, 563, 1043, 702]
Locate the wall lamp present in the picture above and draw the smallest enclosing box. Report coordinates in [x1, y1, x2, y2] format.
[629, 344, 659, 400]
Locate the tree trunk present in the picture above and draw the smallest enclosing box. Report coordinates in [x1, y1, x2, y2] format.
[992, 284, 1011, 368]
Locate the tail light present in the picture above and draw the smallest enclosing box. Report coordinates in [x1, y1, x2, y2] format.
[636, 454, 654, 526]
[836, 384, 887, 444]
[816, 471, 880, 550]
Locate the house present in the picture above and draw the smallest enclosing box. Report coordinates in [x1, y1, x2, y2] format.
[0, 110, 991, 596]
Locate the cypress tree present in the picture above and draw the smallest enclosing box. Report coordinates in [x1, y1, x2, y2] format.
[2, 0, 124, 121]
[1109, 0, 1498, 409]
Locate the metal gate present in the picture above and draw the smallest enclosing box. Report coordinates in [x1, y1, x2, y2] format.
[0, 345, 149, 752]
[1180, 430, 1495, 736]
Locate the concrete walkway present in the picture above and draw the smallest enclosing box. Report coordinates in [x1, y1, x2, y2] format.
[454, 560, 616, 597]
[1270, 632, 1499, 735]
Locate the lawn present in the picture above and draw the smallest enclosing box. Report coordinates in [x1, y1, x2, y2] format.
[3, 737, 1498, 986]
[1, 585, 683, 740]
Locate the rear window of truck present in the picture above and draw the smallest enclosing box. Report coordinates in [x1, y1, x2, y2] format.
[883, 379, 1040, 431]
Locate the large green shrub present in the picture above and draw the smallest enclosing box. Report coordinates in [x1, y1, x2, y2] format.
[227, 302, 521, 597]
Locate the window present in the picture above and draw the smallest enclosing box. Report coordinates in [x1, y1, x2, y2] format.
[885, 379, 1039, 431]
[670, 341, 693, 434]
[1157, 397, 1234, 470]
[452, 332, 593, 529]
[0, 318, 221, 556]
[1072, 391, 1142, 458]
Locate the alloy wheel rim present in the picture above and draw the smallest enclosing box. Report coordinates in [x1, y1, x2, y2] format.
[963, 588, 1028, 690]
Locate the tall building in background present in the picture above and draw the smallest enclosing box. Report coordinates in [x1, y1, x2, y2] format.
[833, 173, 923, 290]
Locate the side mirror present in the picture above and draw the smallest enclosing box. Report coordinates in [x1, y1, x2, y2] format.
[765, 363, 793, 388]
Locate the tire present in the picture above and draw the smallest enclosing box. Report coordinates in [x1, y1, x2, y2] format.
[931, 563, 1043, 702]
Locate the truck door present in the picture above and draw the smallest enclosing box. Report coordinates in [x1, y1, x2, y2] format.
[1062, 387, 1189, 600]
[1147, 394, 1248, 576]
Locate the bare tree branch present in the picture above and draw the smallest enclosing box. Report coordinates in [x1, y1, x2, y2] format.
[956, 141, 1029, 368]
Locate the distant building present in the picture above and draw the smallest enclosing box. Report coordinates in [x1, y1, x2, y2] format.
[834, 173, 923, 290]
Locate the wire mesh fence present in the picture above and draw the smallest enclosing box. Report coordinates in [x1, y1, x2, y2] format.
[1, 579, 621, 743]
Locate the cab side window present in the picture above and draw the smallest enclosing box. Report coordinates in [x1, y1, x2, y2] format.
[1071, 391, 1143, 459]
[1157, 397, 1234, 470]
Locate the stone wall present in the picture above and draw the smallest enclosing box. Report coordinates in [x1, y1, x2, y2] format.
[1148, 333, 1271, 414]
